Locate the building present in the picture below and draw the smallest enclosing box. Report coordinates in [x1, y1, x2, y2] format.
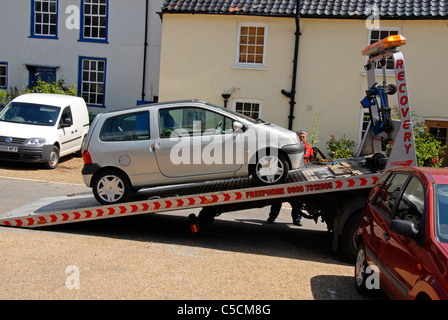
[0, 0, 164, 114]
[159, 0, 448, 155]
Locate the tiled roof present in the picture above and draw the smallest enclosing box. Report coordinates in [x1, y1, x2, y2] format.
[161, 0, 448, 18]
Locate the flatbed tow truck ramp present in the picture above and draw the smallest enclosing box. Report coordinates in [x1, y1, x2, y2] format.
[0, 35, 416, 261]
[0, 159, 379, 228]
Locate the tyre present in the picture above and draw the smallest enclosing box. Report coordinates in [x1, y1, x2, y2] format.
[341, 210, 362, 262]
[354, 246, 370, 295]
[92, 169, 131, 205]
[250, 151, 289, 185]
[44, 145, 60, 169]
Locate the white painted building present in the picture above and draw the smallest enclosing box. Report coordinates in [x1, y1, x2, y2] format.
[0, 0, 163, 114]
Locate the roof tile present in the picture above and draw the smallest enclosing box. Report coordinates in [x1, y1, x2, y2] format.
[161, 0, 448, 18]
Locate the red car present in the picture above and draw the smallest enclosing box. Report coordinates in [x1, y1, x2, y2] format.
[355, 166, 448, 300]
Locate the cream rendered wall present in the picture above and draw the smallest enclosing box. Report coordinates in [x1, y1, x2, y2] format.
[159, 14, 296, 125]
[159, 14, 448, 154]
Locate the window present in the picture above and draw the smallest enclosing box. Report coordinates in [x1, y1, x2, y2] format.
[394, 177, 425, 223]
[233, 100, 261, 120]
[367, 28, 400, 74]
[79, 57, 106, 107]
[100, 112, 150, 141]
[435, 184, 448, 243]
[59, 106, 73, 127]
[426, 120, 448, 166]
[80, 0, 108, 43]
[31, 0, 58, 39]
[0, 63, 7, 89]
[375, 173, 409, 217]
[158, 107, 233, 138]
[235, 24, 267, 69]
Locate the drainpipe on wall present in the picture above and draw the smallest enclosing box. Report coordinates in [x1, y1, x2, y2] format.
[281, 0, 301, 130]
[141, 0, 149, 103]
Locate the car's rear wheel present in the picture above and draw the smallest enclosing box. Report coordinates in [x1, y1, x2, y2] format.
[92, 169, 131, 205]
[251, 151, 289, 185]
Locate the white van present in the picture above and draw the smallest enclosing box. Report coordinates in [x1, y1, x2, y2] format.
[0, 93, 90, 168]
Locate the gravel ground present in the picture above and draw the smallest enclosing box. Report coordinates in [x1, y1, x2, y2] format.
[0, 156, 85, 185]
[0, 157, 372, 301]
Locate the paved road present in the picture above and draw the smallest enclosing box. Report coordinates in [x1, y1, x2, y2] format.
[0, 176, 383, 302]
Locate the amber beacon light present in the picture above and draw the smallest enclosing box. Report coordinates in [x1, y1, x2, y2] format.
[362, 35, 407, 56]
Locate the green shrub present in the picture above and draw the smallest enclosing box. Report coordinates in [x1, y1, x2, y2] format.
[327, 134, 356, 159]
[0, 77, 77, 105]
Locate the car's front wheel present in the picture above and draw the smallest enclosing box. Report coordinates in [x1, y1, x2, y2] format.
[354, 246, 370, 295]
[92, 169, 131, 205]
[44, 145, 60, 169]
[251, 152, 289, 185]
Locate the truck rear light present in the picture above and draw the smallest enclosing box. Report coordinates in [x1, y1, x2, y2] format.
[82, 149, 92, 164]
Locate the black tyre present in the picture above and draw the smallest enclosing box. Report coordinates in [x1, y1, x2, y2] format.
[250, 151, 289, 185]
[341, 210, 362, 262]
[354, 246, 370, 295]
[92, 169, 131, 205]
[44, 145, 60, 169]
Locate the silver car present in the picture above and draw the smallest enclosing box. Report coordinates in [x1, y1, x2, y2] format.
[82, 100, 304, 204]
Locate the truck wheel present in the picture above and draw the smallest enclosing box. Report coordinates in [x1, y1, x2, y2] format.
[251, 152, 289, 185]
[92, 169, 131, 205]
[341, 210, 362, 262]
[44, 145, 60, 169]
[354, 245, 370, 295]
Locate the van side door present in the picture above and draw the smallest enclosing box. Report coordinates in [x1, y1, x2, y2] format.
[59, 106, 81, 156]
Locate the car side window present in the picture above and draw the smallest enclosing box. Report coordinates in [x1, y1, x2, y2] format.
[394, 176, 425, 226]
[159, 107, 233, 138]
[375, 173, 409, 217]
[100, 111, 150, 141]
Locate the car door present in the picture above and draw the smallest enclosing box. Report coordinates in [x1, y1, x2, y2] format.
[366, 173, 410, 295]
[155, 106, 242, 178]
[381, 175, 426, 299]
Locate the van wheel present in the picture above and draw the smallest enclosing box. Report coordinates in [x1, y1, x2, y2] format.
[250, 151, 289, 185]
[44, 145, 60, 169]
[92, 169, 131, 205]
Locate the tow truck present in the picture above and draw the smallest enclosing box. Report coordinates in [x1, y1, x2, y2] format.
[0, 35, 417, 261]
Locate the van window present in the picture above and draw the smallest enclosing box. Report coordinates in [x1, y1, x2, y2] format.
[60, 106, 73, 127]
[100, 112, 150, 141]
[0, 102, 60, 127]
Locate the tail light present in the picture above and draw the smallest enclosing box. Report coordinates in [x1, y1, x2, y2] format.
[82, 149, 92, 164]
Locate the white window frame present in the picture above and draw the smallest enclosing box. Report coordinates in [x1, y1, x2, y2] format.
[234, 23, 267, 70]
[233, 99, 263, 120]
[364, 27, 402, 77]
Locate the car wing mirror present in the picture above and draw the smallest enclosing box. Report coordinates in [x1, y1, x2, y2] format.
[233, 121, 245, 133]
[388, 219, 419, 240]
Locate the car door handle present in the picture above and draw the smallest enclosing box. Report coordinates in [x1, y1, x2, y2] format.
[383, 233, 390, 241]
[150, 143, 159, 154]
